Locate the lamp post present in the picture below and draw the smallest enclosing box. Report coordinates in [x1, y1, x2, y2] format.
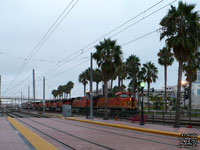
[181, 80, 187, 108]
[86, 90, 89, 119]
[140, 82, 145, 125]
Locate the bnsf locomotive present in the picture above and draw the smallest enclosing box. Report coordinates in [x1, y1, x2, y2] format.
[22, 92, 137, 113]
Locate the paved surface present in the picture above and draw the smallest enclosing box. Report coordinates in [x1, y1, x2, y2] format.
[8, 117, 57, 150]
[0, 117, 29, 150]
[1, 115, 200, 150]
[18, 117, 187, 150]
[71, 116, 200, 134]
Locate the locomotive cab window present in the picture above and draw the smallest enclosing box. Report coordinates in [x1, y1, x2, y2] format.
[120, 94, 128, 98]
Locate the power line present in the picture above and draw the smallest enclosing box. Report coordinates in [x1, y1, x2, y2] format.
[25, 0, 75, 63]
[121, 28, 161, 46]
[35, 74, 55, 90]
[42, 0, 166, 76]
[6, 0, 78, 93]
[46, 58, 90, 80]
[0, 51, 60, 63]
[26, 0, 80, 63]
[3, 73, 32, 94]
[109, 0, 177, 38]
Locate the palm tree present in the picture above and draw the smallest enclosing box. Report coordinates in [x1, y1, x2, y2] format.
[116, 61, 126, 88]
[183, 52, 200, 124]
[63, 85, 69, 98]
[52, 89, 58, 99]
[58, 85, 64, 99]
[67, 81, 74, 98]
[110, 74, 117, 90]
[126, 55, 141, 99]
[160, 1, 200, 127]
[93, 68, 103, 95]
[93, 38, 122, 120]
[142, 61, 158, 111]
[157, 47, 174, 112]
[79, 71, 88, 96]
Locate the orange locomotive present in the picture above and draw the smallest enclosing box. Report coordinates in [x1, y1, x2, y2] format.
[25, 92, 137, 112]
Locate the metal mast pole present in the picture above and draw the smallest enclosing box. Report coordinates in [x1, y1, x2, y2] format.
[33, 69, 36, 101]
[28, 85, 30, 100]
[21, 92, 22, 109]
[43, 76, 45, 115]
[0, 75, 1, 106]
[89, 53, 93, 119]
[28, 85, 30, 112]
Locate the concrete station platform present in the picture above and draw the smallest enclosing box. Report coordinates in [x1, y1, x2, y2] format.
[0, 117, 30, 150]
[0, 117, 57, 150]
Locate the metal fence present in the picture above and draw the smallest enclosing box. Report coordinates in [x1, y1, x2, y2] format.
[145, 109, 200, 126]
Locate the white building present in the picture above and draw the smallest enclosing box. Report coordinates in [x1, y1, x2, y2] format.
[191, 69, 200, 108]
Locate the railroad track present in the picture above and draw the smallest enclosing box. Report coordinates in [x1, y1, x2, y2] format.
[50, 118, 178, 144]
[7, 111, 49, 118]
[7, 112, 115, 150]
[20, 111, 50, 118]
[147, 116, 200, 126]
[92, 114, 200, 127]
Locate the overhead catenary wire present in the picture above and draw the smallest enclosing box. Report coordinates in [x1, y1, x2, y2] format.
[121, 28, 161, 46]
[59, 0, 165, 63]
[3, 73, 32, 94]
[46, 58, 90, 80]
[5, 0, 79, 93]
[35, 74, 55, 90]
[109, 0, 177, 38]
[42, 0, 167, 76]
[45, 28, 160, 80]
[26, 0, 80, 63]
[0, 51, 61, 64]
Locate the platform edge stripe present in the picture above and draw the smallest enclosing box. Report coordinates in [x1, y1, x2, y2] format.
[7, 117, 58, 150]
[66, 117, 200, 141]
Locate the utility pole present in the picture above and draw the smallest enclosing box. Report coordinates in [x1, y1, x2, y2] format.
[28, 85, 30, 112]
[21, 92, 22, 110]
[0, 75, 1, 106]
[28, 85, 30, 100]
[43, 77, 45, 115]
[33, 69, 36, 100]
[89, 53, 93, 119]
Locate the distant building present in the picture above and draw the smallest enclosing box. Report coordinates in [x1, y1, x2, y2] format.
[191, 47, 200, 108]
[142, 84, 200, 109]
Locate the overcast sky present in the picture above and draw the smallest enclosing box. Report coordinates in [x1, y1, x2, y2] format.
[0, 0, 199, 100]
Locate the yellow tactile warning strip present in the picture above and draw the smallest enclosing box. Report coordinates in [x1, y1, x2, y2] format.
[66, 117, 200, 141]
[7, 117, 58, 150]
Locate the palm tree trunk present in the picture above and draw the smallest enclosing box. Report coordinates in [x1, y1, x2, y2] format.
[118, 76, 121, 88]
[111, 79, 113, 89]
[84, 84, 86, 96]
[132, 74, 136, 107]
[96, 82, 99, 95]
[121, 79, 123, 86]
[174, 62, 183, 128]
[164, 65, 167, 112]
[189, 77, 192, 124]
[148, 82, 150, 112]
[104, 80, 109, 120]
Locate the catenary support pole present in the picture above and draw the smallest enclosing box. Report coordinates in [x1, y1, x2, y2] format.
[33, 69, 36, 101]
[0, 75, 1, 106]
[43, 77, 45, 115]
[89, 53, 93, 119]
[28, 85, 30, 112]
[21, 92, 22, 109]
